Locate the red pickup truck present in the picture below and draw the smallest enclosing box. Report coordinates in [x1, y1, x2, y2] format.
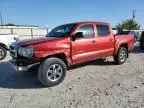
[10, 22, 134, 87]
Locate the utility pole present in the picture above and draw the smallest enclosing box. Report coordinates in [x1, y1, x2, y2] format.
[132, 10, 136, 20]
[0, 11, 3, 28]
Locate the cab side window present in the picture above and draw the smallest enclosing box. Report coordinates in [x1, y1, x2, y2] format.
[96, 25, 110, 36]
[76, 24, 94, 38]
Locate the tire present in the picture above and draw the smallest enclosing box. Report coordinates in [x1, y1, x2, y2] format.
[38, 57, 67, 87]
[0, 46, 7, 61]
[114, 47, 128, 65]
[140, 41, 144, 50]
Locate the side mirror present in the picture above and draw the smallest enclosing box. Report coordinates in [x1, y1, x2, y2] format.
[72, 32, 84, 41]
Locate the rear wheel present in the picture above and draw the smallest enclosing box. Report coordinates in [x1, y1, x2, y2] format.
[0, 46, 7, 61]
[114, 47, 128, 65]
[38, 58, 67, 87]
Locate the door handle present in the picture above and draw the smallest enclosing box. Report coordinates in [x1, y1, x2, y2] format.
[92, 40, 96, 43]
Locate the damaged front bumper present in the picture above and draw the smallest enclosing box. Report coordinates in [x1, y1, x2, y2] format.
[9, 60, 40, 72]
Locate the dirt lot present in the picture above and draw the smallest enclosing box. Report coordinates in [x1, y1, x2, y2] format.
[0, 42, 144, 108]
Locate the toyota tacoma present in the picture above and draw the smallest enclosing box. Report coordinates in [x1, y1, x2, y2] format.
[10, 22, 134, 87]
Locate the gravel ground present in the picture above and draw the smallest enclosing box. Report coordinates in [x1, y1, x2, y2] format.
[0, 42, 144, 108]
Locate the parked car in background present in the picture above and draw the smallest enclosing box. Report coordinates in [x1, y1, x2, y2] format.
[140, 31, 144, 49]
[10, 22, 134, 87]
[0, 34, 19, 60]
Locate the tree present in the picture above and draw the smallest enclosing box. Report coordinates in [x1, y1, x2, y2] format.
[5, 23, 15, 26]
[115, 19, 140, 30]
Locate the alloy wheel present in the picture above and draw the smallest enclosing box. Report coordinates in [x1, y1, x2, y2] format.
[119, 49, 127, 62]
[47, 64, 63, 82]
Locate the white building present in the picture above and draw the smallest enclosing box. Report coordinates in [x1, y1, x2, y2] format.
[0, 25, 50, 40]
[0, 25, 38, 28]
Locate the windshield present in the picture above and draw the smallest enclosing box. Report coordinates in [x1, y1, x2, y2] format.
[46, 23, 76, 37]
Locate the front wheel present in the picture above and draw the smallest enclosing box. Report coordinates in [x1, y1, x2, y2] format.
[0, 46, 7, 61]
[114, 47, 128, 65]
[38, 58, 67, 87]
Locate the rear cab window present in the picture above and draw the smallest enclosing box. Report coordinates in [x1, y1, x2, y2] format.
[96, 24, 110, 36]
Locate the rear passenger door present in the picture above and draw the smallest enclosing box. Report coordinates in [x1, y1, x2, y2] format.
[95, 24, 115, 57]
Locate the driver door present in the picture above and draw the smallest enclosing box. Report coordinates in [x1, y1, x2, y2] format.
[71, 24, 97, 64]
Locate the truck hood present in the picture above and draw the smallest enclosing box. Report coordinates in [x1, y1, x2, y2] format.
[17, 37, 58, 47]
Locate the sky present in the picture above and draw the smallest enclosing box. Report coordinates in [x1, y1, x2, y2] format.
[0, 0, 144, 28]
